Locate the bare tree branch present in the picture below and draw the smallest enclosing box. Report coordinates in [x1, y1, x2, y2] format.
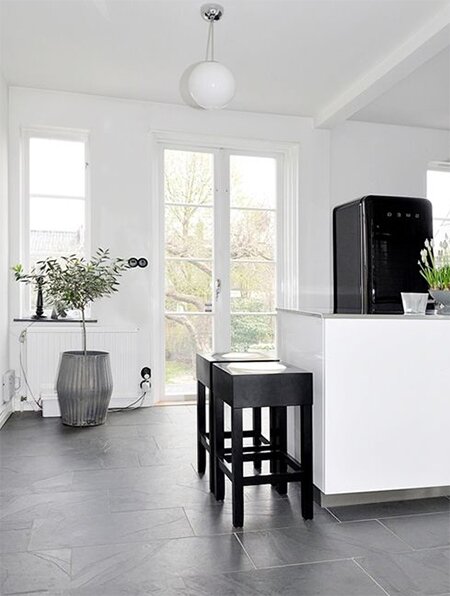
[166, 290, 204, 311]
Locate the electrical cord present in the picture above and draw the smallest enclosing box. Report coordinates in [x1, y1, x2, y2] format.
[108, 390, 148, 412]
[18, 322, 42, 410]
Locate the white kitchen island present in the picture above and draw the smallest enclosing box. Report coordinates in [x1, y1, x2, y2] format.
[278, 308, 450, 505]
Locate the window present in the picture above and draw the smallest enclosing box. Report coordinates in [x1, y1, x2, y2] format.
[24, 132, 88, 311]
[427, 166, 450, 244]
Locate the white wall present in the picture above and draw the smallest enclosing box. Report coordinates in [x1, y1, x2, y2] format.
[331, 120, 450, 208]
[0, 71, 10, 424]
[8, 87, 330, 402]
[9, 89, 448, 404]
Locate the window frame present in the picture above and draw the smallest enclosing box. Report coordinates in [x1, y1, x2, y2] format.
[427, 162, 450, 244]
[21, 127, 91, 316]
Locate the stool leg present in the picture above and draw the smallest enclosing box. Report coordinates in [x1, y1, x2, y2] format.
[253, 407, 262, 471]
[197, 382, 206, 475]
[214, 398, 225, 501]
[232, 408, 244, 528]
[253, 407, 262, 445]
[208, 389, 216, 494]
[300, 404, 313, 519]
[275, 407, 288, 496]
[269, 407, 278, 478]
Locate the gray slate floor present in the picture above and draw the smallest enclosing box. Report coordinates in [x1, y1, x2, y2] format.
[0, 406, 449, 595]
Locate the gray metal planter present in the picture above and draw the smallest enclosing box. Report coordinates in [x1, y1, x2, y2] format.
[429, 290, 450, 315]
[56, 351, 113, 427]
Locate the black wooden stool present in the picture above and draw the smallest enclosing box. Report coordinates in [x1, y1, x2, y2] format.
[212, 361, 313, 528]
[196, 352, 278, 493]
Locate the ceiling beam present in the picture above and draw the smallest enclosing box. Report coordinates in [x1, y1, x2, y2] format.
[315, 4, 450, 129]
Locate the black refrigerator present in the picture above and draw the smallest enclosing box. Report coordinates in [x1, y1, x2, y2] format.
[333, 195, 433, 314]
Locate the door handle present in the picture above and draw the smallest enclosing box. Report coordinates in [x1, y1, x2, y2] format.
[215, 278, 222, 301]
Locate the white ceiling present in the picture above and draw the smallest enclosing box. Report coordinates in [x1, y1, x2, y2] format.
[1, 0, 449, 127]
[352, 47, 450, 130]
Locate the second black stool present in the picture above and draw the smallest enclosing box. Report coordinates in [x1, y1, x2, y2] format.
[196, 352, 278, 493]
[212, 361, 313, 528]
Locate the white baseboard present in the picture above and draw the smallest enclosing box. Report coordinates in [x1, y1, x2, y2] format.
[0, 402, 13, 428]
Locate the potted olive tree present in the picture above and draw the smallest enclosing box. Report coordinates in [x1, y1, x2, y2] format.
[14, 249, 129, 426]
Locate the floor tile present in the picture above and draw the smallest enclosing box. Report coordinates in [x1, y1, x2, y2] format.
[72, 434, 159, 462]
[329, 497, 450, 522]
[138, 446, 197, 467]
[239, 520, 411, 568]
[0, 490, 109, 531]
[0, 468, 75, 494]
[68, 535, 253, 592]
[0, 549, 71, 595]
[0, 421, 140, 451]
[56, 561, 388, 596]
[105, 465, 217, 511]
[166, 405, 196, 423]
[1, 448, 141, 477]
[109, 482, 216, 512]
[106, 407, 172, 425]
[51, 560, 388, 596]
[380, 512, 450, 549]
[358, 547, 450, 595]
[72, 462, 196, 491]
[166, 559, 387, 596]
[0, 527, 32, 553]
[243, 483, 291, 502]
[185, 494, 336, 535]
[138, 424, 197, 449]
[28, 506, 193, 550]
[1, 411, 59, 432]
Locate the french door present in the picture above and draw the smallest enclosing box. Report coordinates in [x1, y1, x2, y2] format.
[163, 146, 278, 401]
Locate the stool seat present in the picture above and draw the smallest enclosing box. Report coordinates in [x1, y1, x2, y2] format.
[212, 362, 312, 409]
[212, 361, 313, 528]
[196, 352, 278, 389]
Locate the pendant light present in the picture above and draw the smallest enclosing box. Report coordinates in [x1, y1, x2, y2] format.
[186, 4, 235, 110]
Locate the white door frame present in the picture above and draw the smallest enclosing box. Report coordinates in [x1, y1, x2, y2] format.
[149, 130, 299, 404]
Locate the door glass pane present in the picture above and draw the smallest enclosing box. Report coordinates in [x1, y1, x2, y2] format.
[165, 205, 213, 259]
[164, 149, 214, 400]
[231, 314, 276, 352]
[30, 138, 85, 197]
[230, 155, 276, 209]
[165, 315, 213, 397]
[231, 209, 275, 260]
[231, 262, 276, 312]
[164, 150, 213, 205]
[165, 260, 213, 313]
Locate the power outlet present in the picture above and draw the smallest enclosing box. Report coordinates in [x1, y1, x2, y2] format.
[2, 370, 16, 404]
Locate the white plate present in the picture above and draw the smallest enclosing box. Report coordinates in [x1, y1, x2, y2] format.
[220, 352, 265, 360]
[227, 362, 286, 373]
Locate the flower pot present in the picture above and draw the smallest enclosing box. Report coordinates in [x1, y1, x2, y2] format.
[56, 351, 113, 426]
[429, 289, 450, 315]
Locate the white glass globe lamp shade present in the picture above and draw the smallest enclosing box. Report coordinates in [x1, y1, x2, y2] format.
[188, 61, 235, 110]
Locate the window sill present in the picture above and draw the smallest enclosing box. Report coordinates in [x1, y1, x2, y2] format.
[13, 318, 98, 323]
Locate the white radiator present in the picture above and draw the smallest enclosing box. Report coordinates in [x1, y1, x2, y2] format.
[23, 326, 139, 402]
